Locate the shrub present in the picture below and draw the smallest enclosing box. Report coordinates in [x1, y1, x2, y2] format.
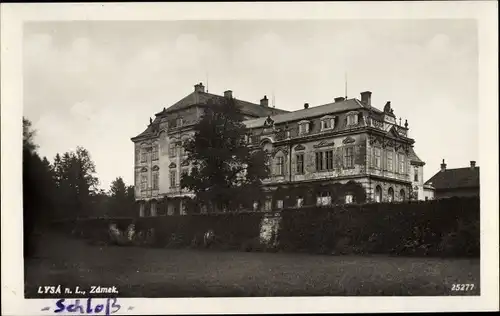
[277, 196, 479, 258]
[51, 197, 479, 258]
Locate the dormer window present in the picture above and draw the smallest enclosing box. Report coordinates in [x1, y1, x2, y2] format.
[176, 117, 183, 127]
[321, 115, 335, 131]
[347, 111, 359, 126]
[298, 120, 310, 135]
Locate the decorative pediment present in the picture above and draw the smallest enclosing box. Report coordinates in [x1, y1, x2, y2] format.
[383, 138, 396, 148]
[388, 126, 400, 138]
[342, 136, 355, 144]
[169, 162, 177, 168]
[294, 144, 305, 151]
[152, 165, 160, 171]
[395, 143, 410, 153]
[272, 147, 289, 157]
[181, 159, 190, 166]
[140, 167, 148, 172]
[314, 140, 335, 148]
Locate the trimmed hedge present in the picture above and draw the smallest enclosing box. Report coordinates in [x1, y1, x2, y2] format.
[134, 212, 265, 249]
[277, 196, 479, 257]
[52, 196, 479, 258]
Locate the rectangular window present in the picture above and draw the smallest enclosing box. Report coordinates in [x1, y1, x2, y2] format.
[276, 156, 284, 175]
[316, 192, 331, 206]
[344, 147, 354, 168]
[152, 147, 159, 161]
[316, 150, 334, 171]
[296, 196, 304, 208]
[176, 117, 183, 128]
[169, 142, 177, 157]
[347, 114, 358, 125]
[325, 150, 334, 170]
[299, 123, 309, 135]
[386, 150, 393, 171]
[264, 199, 272, 211]
[141, 175, 147, 190]
[398, 154, 405, 174]
[296, 153, 304, 174]
[373, 147, 381, 169]
[345, 194, 353, 204]
[321, 118, 334, 130]
[414, 167, 419, 182]
[140, 151, 147, 163]
[152, 173, 159, 190]
[315, 152, 324, 171]
[169, 171, 177, 188]
[276, 200, 284, 209]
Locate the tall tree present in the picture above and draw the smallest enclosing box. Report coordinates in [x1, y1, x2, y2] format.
[23, 117, 38, 153]
[109, 177, 129, 217]
[181, 97, 270, 213]
[52, 147, 99, 218]
[23, 118, 56, 257]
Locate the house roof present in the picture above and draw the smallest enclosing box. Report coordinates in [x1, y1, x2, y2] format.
[156, 91, 288, 118]
[132, 90, 288, 141]
[408, 147, 425, 165]
[243, 98, 383, 128]
[424, 167, 480, 190]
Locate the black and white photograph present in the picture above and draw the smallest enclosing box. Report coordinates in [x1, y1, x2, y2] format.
[2, 2, 499, 314]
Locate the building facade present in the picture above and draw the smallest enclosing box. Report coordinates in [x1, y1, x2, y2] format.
[131, 83, 428, 216]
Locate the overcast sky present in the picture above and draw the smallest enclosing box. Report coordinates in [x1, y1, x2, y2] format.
[23, 20, 478, 190]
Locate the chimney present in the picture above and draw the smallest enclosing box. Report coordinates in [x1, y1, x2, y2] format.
[360, 91, 372, 106]
[440, 159, 447, 172]
[304, 103, 309, 109]
[470, 161, 476, 169]
[334, 97, 345, 103]
[194, 82, 205, 93]
[224, 90, 233, 98]
[260, 95, 269, 107]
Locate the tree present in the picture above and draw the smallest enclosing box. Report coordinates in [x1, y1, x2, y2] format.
[180, 97, 270, 213]
[52, 146, 100, 218]
[23, 117, 38, 153]
[108, 177, 135, 217]
[23, 117, 56, 257]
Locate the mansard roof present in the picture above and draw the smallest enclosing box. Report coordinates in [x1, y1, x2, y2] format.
[156, 91, 288, 118]
[132, 89, 288, 141]
[243, 98, 383, 129]
[408, 147, 425, 165]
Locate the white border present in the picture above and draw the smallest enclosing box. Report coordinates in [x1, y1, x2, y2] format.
[1, 2, 498, 314]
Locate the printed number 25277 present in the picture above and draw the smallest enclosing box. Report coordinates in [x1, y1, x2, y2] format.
[452, 284, 475, 291]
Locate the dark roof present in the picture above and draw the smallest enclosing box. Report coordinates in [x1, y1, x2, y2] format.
[156, 91, 288, 118]
[243, 98, 383, 128]
[132, 117, 162, 140]
[132, 90, 288, 141]
[408, 147, 425, 165]
[424, 167, 480, 190]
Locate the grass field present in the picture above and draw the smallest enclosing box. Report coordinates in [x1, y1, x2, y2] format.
[25, 233, 480, 297]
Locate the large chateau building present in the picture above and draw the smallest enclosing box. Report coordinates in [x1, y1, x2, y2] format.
[131, 82, 427, 216]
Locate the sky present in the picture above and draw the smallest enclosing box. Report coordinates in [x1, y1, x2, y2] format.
[23, 19, 478, 190]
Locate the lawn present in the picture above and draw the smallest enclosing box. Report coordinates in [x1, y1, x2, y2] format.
[25, 233, 480, 297]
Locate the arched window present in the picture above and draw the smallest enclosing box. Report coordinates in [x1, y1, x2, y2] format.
[400, 189, 406, 202]
[375, 186, 382, 203]
[388, 187, 395, 202]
